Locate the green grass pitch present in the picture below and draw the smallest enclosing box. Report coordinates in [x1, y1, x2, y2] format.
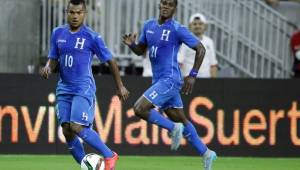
[0, 155, 299, 170]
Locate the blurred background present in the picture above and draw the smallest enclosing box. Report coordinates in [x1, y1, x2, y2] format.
[0, 0, 300, 78]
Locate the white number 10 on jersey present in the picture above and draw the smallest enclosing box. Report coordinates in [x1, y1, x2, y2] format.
[65, 55, 73, 68]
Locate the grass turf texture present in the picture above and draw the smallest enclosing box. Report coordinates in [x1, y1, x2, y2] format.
[0, 155, 299, 170]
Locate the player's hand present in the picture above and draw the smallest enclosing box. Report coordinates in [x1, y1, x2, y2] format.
[181, 76, 196, 95]
[122, 33, 137, 46]
[117, 86, 130, 101]
[40, 66, 52, 79]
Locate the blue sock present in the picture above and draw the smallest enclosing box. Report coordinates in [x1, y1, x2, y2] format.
[183, 122, 207, 155]
[67, 137, 85, 164]
[77, 127, 113, 158]
[148, 109, 174, 132]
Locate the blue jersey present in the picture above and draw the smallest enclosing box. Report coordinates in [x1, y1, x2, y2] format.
[139, 19, 200, 85]
[48, 25, 112, 98]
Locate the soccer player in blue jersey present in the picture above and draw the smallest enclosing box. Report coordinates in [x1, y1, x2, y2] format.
[122, 0, 216, 169]
[40, 0, 129, 169]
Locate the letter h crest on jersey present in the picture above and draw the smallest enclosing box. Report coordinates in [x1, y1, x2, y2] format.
[75, 38, 86, 49]
[161, 29, 171, 41]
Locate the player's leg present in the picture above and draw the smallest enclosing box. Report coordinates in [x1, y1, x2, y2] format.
[70, 95, 118, 170]
[164, 108, 207, 154]
[135, 79, 187, 150]
[61, 123, 85, 164]
[133, 95, 175, 132]
[134, 79, 186, 132]
[164, 107, 217, 170]
[135, 96, 185, 151]
[69, 96, 114, 158]
[57, 95, 85, 164]
[70, 122, 119, 170]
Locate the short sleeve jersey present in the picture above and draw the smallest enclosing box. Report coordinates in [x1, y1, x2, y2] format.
[138, 19, 200, 85]
[48, 25, 112, 97]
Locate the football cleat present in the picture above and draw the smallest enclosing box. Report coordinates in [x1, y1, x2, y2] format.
[104, 152, 119, 170]
[203, 149, 217, 170]
[170, 123, 184, 150]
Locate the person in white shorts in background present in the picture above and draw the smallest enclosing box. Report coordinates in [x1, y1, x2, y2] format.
[178, 13, 218, 78]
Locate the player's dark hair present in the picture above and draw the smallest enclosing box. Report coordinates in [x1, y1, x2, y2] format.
[173, 0, 178, 6]
[160, 0, 178, 6]
[67, 0, 86, 10]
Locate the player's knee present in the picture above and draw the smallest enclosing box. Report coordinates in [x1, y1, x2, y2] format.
[70, 122, 84, 134]
[133, 105, 142, 117]
[168, 115, 181, 122]
[165, 109, 188, 123]
[133, 104, 146, 119]
[62, 123, 73, 140]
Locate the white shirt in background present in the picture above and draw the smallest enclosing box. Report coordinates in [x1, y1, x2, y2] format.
[178, 35, 217, 78]
[142, 55, 152, 77]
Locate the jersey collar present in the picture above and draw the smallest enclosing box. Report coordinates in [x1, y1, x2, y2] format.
[156, 18, 173, 26]
[67, 24, 85, 34]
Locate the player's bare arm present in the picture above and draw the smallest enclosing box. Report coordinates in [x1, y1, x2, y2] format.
[40, 59, 58, 79]
[182, 42, 206, 95]
[107, 59, 130, 101]
[122, 33, 147, 56]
